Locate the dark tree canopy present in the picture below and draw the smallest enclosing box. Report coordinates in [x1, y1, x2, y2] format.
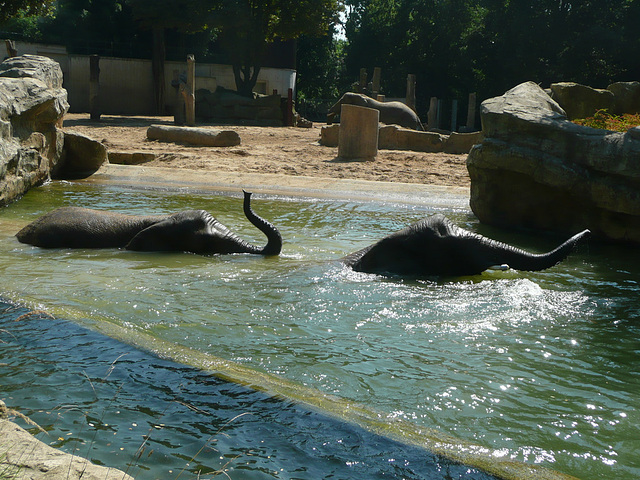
[343, 0, 640, 116]
[0, 0, 54, 23]
[214, 0, 341, 96]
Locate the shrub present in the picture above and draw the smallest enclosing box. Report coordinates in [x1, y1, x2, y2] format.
[573, 109, 640, 132]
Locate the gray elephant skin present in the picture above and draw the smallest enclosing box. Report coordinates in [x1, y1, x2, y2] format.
[328, 92, 423, 130]
[342, 214, 590, 278]
[16, 191, 282, 255]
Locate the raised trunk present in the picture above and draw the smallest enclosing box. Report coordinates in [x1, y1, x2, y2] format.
[241, 190, 282, 255]
[483, 229, 591, 272]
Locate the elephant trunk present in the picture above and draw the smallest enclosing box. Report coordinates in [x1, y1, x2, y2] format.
[484, 229, 590, 272]
[242, 190, 282, 255]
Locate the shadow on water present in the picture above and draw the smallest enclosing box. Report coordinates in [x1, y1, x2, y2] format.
[0, 302, 498, 480]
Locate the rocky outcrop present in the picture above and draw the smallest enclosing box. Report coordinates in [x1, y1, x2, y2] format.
[549, 82, 615, 120]
[0, 54, 68, 206]
[549, 81, 640, 119]
[467, 81, 640, 244]
[0, 400, 133, 480]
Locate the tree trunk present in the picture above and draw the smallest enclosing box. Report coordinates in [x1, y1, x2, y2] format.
[232, 63, 261, 97]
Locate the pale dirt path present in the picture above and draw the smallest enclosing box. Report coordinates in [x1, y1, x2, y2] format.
[62, 113, 470, 188]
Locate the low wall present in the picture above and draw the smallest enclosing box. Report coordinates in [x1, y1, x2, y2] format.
[12, 42, 296, 115]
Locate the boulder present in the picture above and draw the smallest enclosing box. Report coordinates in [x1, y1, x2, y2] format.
[54, 132, 108, 178]
[0, 54, 68, 206]
[467, 81, 640, 244]
[549, 82, 614, 120]
[0, 401, 133, 480]
[607, 81, 640, 115]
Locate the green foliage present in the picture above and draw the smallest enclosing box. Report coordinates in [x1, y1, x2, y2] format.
[214, 0, 342, 96]
[343, 0, 640, 116]
[573, 110, 640, 132]
[0, 0, 54, 23]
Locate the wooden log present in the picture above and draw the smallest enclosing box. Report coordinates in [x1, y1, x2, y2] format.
[147, 125, 241, 146]
[337, 104, 379, 161]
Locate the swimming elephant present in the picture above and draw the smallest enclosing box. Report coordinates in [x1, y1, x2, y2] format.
[342, 214, 590, 278]
[16, 190, 282, 255]
[327, 92, 423, 130]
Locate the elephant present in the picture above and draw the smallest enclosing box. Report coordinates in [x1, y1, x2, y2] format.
[327, 92, 423, 130]
[341, 214, 590, 278]
[16, 190, 282, 256]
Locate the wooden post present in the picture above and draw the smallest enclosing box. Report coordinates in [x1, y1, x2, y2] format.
[183, 54, 196, 126]
[359, 68, 367, 93]
[405, 74, 416, 112]
[466, 92, 477, 130]
[89, 55, 100, 121]
[338, 104, 379, 161]
[4, 39, 17, 57]
[287, 88, 294, 126]
[173, 70, 186, 125]
[372, 67, 381, 95]
[427, 96, 438, 130]
[450, 99, 458, 132]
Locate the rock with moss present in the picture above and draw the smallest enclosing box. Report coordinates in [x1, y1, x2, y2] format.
[467, 81, 640, 244]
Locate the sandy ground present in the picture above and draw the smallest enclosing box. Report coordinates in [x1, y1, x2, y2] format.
[62, 114, 470, 188]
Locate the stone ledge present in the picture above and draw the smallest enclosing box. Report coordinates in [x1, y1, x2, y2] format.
[0, 401, 133, 480]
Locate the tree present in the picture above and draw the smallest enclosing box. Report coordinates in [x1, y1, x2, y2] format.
[0, 0, 54, 23]
[214, 0, 342, 96]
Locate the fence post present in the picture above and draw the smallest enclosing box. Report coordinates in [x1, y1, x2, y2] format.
[466, 92, 477, 131]
[184, 54, 196, 126]
[89, 54, 100, 121]
[359, 68, 367, 93]
[405, 74, 416, 112]
[427, 97, 438, 130]
[450, 99, 458, 132]
[372, 67, 381, 95]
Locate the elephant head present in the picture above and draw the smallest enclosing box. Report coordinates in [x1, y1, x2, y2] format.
[342, 214, 590, 277]
[16, 190, 282, 256]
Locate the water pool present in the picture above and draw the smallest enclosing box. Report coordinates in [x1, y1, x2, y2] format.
[1, 181, 638, 480]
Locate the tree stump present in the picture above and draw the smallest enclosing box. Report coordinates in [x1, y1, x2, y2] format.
[337, 104, 379, 161]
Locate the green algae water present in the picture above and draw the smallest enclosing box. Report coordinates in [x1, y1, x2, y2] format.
[1, 181, 639, 480]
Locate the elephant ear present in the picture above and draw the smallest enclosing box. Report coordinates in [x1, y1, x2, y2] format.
[125, 218, 179, 251]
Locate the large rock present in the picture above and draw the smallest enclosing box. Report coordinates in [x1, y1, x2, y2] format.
[607, 81, 640, 115]
[0, 400, 133, 480]
[467, 81, 640, 244]
[54, 131, 108, 178]
[549, 82, 614, 120]
[0, 54, 69, 206]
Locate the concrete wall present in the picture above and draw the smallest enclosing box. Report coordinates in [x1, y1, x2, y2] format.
[12, 41, 296, 115]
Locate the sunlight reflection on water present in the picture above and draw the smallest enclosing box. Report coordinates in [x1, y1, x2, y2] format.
[1, 182, 638, 480]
